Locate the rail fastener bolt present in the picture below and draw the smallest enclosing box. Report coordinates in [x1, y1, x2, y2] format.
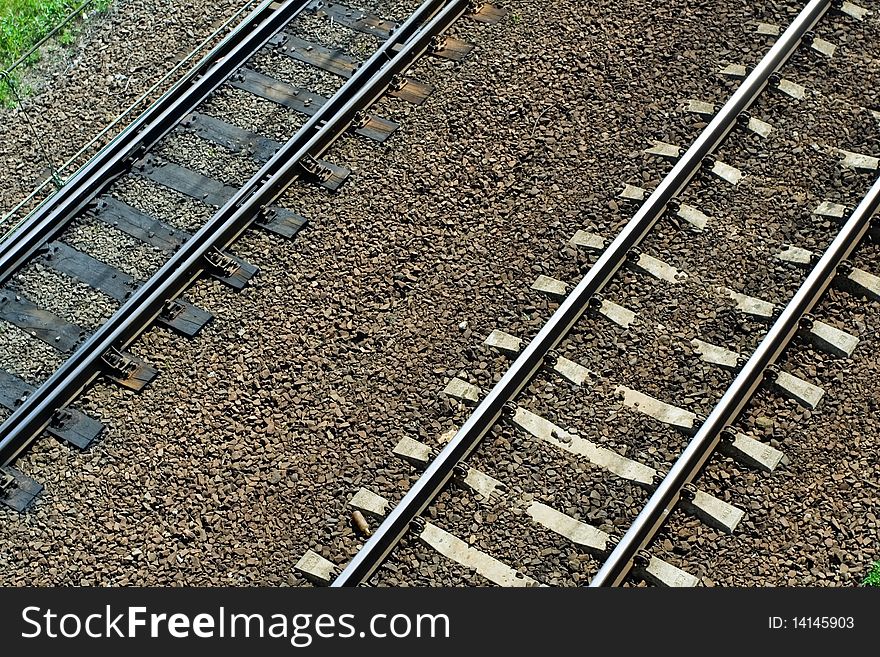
[502, 400, 518, 419]
[799, 313, 815, 332]
[351, 109, 370, 129]
[764, 364, 780, 382]
[1, 472, 15, 497]
[389, 74, 407, 92]
[50, 409, 72, 429]
[680, 483, 697, 502]
[634, 550, 652, 568]
[409, 517, 426, 535]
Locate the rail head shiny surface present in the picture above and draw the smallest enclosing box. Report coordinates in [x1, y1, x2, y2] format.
[0, 0, 468, 472]
[332, 0, 834, 587]
[591, 174, 880, 587]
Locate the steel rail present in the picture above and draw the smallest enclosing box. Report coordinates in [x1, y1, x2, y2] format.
[331, 0, 832, 586]
[0, 0, 264, 238]
[592, 174, 880, 586]
[0, 0, 311, 285]
[0, 0, 468, 472]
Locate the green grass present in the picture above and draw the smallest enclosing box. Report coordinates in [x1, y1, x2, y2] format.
[1, 0, 112, 103]
[864, 561, 880, 587]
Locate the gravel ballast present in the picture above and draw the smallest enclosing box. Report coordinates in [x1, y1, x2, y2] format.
[0, 0, 263, 222]
[0, 0, 878, 588]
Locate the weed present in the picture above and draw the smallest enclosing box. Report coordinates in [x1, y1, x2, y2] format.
[0, 1, 114, 103]
[864, 561, 880, 587]
[57, 26, 73, 45]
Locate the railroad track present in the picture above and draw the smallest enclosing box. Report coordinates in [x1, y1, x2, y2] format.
[284, 0, 880, 587]
[0, 0, 505, 510]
